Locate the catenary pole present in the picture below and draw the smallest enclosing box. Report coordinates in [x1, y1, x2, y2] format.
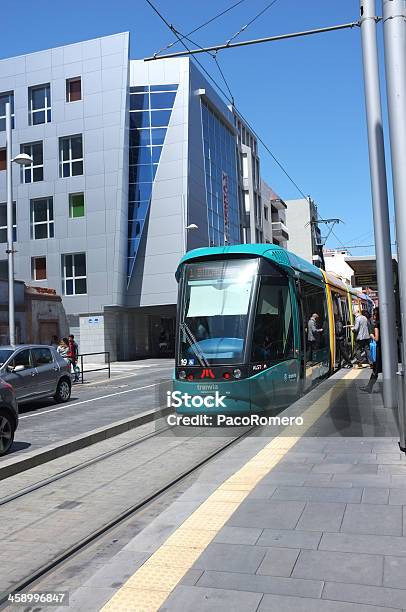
[360, 0, 398, 409]
[382, 0, 406, 449]
[5, 102, 15, 347]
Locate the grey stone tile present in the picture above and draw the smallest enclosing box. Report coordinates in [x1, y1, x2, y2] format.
[214, 526, 262, 545]
[193, 542, 266, 574]
[227, 500, 305, 530]
[257, 528, 321, 550]
[270, 463, 314, 473]
[384, 555, 406, 588]
[312, 464, 378, 474]
[160, 585, 263, 611]
[296, 502, 346, 532]
[362, 488, 390, 504]
[320, 532, 406, 557]
[55, 586, 115, 612]
[323, 580, 406, 610]
[197, 570, 323, 598]
[257, 547, 300, 577]
[332, 475, 392, 487]
[260, 473, 306, 486]
[390, 475, 406, 487]
[83, 550, 149, 589]
[389, 489, 406, 505]
[250, 484, 277, 499]
[340, 504, 403, 536]
[272, 486, 362, 503]
[180, 569, 204, 586]
[292, 550, 384, 586]
[258, 593, 393, 611]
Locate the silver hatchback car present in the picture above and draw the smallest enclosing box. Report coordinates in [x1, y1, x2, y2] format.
[0, 345, 72, 404]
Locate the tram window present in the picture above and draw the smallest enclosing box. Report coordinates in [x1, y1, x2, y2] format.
[251, 278, 294, 363]
[301, 281, 328, 350]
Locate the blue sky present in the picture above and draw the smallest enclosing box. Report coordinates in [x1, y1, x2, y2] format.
[1, 0, 393, 254]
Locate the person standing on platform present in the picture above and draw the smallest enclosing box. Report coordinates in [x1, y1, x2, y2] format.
[360, 307, 381, 393]
[335, 318, 353, 368]
[352, 309, 371, 367]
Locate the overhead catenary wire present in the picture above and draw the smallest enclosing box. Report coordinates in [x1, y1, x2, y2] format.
[145, 0, 308, 200]
[153, 0, 249, 57]
[226, 0, 280, 45]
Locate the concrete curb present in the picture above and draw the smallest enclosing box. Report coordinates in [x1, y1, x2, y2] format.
[0, 406, 172, 481]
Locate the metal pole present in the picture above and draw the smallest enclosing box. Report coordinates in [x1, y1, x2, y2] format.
[5, 102, 15, 347]
[360, 0, 398, 408]
[382, 0, 406, 447]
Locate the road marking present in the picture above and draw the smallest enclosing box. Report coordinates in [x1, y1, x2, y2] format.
[75, 366, 174, 388]
[101, 368, 362, 611]
[19, 379, 171, 420]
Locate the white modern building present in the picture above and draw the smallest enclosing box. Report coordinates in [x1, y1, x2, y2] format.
[0, 32, 284, 359]
[285, 197, 323, 267]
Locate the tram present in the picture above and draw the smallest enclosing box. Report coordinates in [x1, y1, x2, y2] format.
[173, 244, 373, 415]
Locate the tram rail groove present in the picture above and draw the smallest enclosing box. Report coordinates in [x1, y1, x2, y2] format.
[0, 425, 256, 609]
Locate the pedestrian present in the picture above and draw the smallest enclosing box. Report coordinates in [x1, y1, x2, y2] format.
[360, 307, 381, 393]
[68, 334, 80, 382]
[307, 313, 323, 363]
[57, 338, 69, 362]
[352, 309, 371, 367]
[335, 317, 352, 368]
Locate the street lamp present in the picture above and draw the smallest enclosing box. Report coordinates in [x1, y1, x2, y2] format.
[185, 223, 198, 231]
[5, 102, 33, 346]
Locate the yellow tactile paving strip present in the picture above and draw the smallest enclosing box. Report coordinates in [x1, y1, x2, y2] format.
[102, 369, 361, 611]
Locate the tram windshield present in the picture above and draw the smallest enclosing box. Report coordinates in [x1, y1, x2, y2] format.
[178, 258, 258, 365]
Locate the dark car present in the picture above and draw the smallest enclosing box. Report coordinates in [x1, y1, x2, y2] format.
[0, 345, 72, 405]
[0, 378, 18, 455]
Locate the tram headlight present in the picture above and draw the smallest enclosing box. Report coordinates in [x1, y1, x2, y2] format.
[233, 368, 242, 379]
[179, 370, 187, 380]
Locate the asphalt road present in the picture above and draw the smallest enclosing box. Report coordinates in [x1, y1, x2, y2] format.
[6, 358, 174, 459]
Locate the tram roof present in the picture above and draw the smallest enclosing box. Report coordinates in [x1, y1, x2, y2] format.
[177, 244, 324, 281]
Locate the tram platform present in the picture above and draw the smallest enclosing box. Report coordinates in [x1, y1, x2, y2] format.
[56, 366, 406, 612]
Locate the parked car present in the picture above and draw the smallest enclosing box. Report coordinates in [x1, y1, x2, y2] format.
[0, 345, 72, 405]
[0, 378, 18, 456]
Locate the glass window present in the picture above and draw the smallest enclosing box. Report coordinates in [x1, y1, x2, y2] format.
[130, 129, 150, 147]
[0, 148, 5, 171]
[62, 252, 87, 296]
[21, 142, 43, 183]
[150, 110, 172, 127]
[0, 202, 16, 242]
[150, 92, 176, 109]
[69, 193, 85, 218]
[59, 135, 83, 177]
[149, 84, 178, 92]
[179, 259, 258, 365]
[251, 278, 294, 363]
[151, 128, 166, 145]
[31, 256, 47, 281]
[130, 111, 150, 129]
[10, 349, 32, 369]
[130, 93, 149, 111]
[302, 280, 329, 358]
[31, 197, 54, 240]
[32, 347, 53, 366]
[0, 91, 14, 131]
[129, 164, 153, 183]
[66, 77, 82, 102]
[28, 84, 51, 125]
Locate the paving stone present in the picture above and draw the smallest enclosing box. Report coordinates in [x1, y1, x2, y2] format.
[256, 528, 321, 550]
[390, 475, 406, 487]
[323, 580, 406, 610]
[320, 532, 406, 557]
[272, 485, 362, 503]
[249, 484, 277, 499]
[312, 464, 378, 474]
[180, 569, 204, 586]
[296, 502, 346, 532]
[256, 547, 300, 577]
[227, 500, 305, 530]
[83, 550, 149, 589]
[388, 489, 406, 505]
[55, 585, 115, 612]
[197, 570, 323, 598]
[257, 592, 394, 611]
[383, 555, 406, 588]
[193, 542, 266, 574]
[362, 488, 390, 504]
[332, 475, 392, 487]
[340, 504, 403, 536]
[214, 526, 262, 545]
[160, 585, 263, 611]
[292, 549, 384, 586]
[122, 522, 176, 553]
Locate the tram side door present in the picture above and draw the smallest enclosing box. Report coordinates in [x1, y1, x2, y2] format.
[297, 282, 313, 392]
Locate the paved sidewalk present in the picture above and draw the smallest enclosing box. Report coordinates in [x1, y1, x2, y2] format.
[56, 368, 406, 612]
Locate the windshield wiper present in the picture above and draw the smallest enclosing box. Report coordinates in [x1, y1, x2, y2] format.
[180, 322, 209, 368]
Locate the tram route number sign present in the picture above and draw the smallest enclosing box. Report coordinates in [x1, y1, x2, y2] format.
[353, 273, 377, 288]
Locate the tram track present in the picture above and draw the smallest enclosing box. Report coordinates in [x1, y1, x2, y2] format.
[0, 423, 257, 608]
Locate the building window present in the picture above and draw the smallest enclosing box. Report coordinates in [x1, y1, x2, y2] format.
[66, 77, 82, 102]
[0, 202, 16, 242]
[69, 192, 85, 218]
[0, 91, 14, 131]
[264, 206, 269, 221]
[62, 253, 87, 295]
[31, 197, 54, 239]
[28, 84, 51, 125]
[21, 142, 43, 183]
[31, 256, 47, 281]
[59, 135, 83, 177]
[0, 148, 6, 171]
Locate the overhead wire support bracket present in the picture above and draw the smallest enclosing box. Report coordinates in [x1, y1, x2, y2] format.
[144, 21, 362, 61]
